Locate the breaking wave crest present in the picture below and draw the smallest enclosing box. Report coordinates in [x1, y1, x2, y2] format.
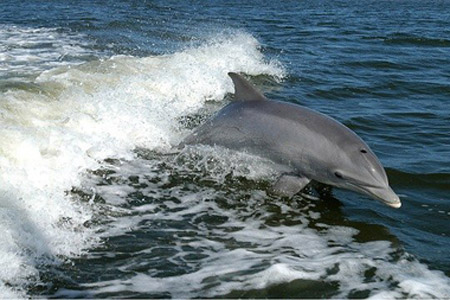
[0, 29, 284, 297]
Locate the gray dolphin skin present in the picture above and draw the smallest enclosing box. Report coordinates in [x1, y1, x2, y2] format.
[183, 72, 401, 208]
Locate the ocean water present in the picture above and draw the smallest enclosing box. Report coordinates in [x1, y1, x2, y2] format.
[0, 0, 449, 298]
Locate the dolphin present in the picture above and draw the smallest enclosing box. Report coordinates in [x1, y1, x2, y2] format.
[182, 72, 401, 208]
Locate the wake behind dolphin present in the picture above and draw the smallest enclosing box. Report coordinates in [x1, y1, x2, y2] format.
[183, 73, 401, 208]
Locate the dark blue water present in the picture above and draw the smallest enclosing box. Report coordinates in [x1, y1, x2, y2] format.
[1, 0, 449, 298]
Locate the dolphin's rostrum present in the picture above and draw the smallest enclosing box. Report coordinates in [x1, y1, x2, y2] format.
[183, 72, 401, 208]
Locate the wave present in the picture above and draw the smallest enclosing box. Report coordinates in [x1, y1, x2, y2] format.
[383, 33, 450, 47]
[363, 33, 450, 47]
[0, 29, 284, 297]
[0, 25, 95, 80]
[387, 169, 450, 191]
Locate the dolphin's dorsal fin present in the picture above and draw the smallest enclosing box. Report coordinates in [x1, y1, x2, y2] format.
[228, 72, 267, 101]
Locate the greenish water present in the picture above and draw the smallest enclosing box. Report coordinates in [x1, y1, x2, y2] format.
[0, 0, 449, 298]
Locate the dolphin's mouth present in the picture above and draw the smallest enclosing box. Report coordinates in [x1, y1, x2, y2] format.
[367, 186, 401, 208]
[348, 182, 402, 208]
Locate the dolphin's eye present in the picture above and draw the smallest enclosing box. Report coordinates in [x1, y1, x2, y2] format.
[360, 149, 367, 154]
[334, 172, 344, 179]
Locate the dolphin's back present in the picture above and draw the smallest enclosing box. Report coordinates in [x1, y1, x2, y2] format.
[183, 99, 367, 171]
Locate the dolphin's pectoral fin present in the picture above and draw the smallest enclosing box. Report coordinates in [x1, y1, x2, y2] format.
[271, 174, 310, 198]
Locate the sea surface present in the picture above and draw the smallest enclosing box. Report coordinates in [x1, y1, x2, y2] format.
[1, 0, 449, 298]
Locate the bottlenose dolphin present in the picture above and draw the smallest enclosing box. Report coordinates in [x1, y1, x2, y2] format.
[183, 72, 401, 208]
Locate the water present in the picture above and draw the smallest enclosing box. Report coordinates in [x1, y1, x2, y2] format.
[0, 0, 449, 298]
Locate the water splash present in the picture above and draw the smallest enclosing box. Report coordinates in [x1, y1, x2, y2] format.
[0, 29, 284, 297]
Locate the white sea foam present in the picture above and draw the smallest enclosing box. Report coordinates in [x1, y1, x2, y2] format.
[74, 185, 450, 299]
[65, 153, 450, 299]
[0, 29, 284, 297]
